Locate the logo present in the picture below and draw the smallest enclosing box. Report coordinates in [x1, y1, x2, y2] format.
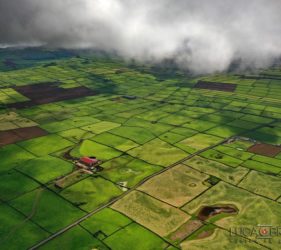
[229, 224, 281, 244]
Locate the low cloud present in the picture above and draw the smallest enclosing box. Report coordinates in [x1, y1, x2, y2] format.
[0, 0, 281, 73]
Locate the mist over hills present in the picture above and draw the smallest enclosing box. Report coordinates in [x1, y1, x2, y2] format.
[0, 0, 281, 73]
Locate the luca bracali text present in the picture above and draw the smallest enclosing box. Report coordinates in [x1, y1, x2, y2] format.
[229, 225, 281, 245]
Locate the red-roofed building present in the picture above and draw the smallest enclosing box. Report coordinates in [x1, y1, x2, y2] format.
[75, 156, 101, 170]
[80, 157, 98, 166]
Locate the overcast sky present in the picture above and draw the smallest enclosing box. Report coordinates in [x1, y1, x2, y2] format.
[0, 0, 281, 73]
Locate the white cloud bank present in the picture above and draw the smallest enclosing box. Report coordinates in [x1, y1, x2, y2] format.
[0, 0, 281, 73]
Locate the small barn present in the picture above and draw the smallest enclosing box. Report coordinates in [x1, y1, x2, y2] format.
[75, 157, 101, 170]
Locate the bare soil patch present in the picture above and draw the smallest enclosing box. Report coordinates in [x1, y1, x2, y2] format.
[13, 126, 48, 140]
[0, 131, 20, 146]
[248, 143, 281, 157]
[8, 82, 96, 109]
[0, 126, 48, 146]
[196, 229, 214, 239]
[170, 220, 203, 242]
[7, 101, 35, 109]
[195, 81, 237, 92]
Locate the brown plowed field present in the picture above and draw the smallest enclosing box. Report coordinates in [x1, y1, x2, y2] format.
[248, 143, 281, 157]
[195, 81, 237, 92]
[0, 126, 48, 146]
[7, 82, 96, 109]
[169, 219, 203, 242]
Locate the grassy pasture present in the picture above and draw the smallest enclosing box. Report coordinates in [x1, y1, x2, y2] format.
[81, 121, 120, 134]
[239, 170, 281, 199]
[0, 112, 37, 131]
[100, 155, 162, 188]
[80, 208, 131, 239]
[128, 138, 187, 167]
[60, 177, 123, 212]
[18, 135, 73, 157]
[199, 149, 243, 167]
[138, 164, 209, 207]
[176, 133, 223, 153]
[10, 188, 85, 233]
[91, 132, 139, 152]
[70, 139, 123, 161]
[111, 190, 190, 237]
[0, 170, 39, 201]
[206, 125, 245, 138]
[16, 155, 73, 184]
[184, 156, 248, 185]
[104, 223, 168, 250]
[58, 128, 93, 143]
[170, 127, 198, 138]
[124, 117, 173, 136]
[109, 126, 156, 144]
[0, 144, 35, 172]
[159, 132, 187, 144]
[241, 159, 281, 174]
[39, 226, 108, 250]
[214, 145, 253, 161]
[0, 203, 49, 250]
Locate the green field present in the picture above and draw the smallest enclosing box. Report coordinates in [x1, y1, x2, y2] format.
[10, 188, 85, 233]
[0, 203, 49, 250]
[39, 226, 108, 250]
[104, 223, 168, 250]
[60, 177, 123, 212]
[80, 208, 131, 239]
[100, 155, 162, 188]
[16, 155, 74, 184]
[128, 138, 187, 166]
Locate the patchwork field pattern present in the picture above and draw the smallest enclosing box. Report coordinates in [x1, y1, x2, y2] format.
[1, 48, 281, 249]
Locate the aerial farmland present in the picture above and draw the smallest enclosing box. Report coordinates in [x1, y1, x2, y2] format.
[0, 48, 281, 250]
